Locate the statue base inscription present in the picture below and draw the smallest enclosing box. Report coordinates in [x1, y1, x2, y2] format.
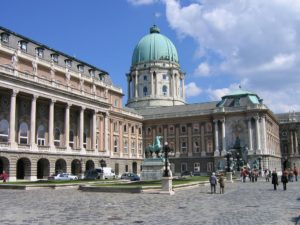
[140, 158, 165, 181]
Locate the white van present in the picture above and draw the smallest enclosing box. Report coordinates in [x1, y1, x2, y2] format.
[95, 167, 116, 179]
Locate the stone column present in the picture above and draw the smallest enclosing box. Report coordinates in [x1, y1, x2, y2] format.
[155, 74, 158, 96]
[261, 115, 267, 154]
[295, 131, 298, 155]
[135, 75, 138, 98]
[79, 106, 85, 150]
[221, 119, 226, 155]
[92, 110, 97, 150]
[182, 77, 185, 99]
[9, 90, 18, 147]
[290, 131, 294, 156]
[255, 115, 261, 154]
[65, 104, 71, 149]
[127, 76, 131, 99]
[151, 72, 154, 97]
[49, 99, 55, 147]
[30, 95, 38, 148]
[104, 112, 109, 153]
[188, 124, 193, 157]
[248, 118, 253, 152]
[214, 120, 219, 156]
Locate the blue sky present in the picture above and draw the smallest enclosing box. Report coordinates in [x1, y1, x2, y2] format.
[1, 0, 300, 113]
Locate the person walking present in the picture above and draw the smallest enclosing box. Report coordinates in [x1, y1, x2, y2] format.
[281, 170, 288, 191]
[271, 169, 278, 190]
[294, 166, 298, 182]
[209, 172, 217, 194]
[0, 171, 8, 183]
[218, 173, 225, 194]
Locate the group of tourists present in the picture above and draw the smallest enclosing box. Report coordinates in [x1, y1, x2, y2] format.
[209, 172, 225, 194]
[271, 166, 298, 191]
[210, 165, 298, 193]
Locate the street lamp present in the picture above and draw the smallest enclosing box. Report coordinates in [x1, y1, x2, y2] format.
[163, 142, 172, 177]
[258, 156, 262, 175]
[236, 152, 240, 171]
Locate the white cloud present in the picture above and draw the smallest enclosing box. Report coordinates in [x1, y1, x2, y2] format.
[155, 12, 161, 18]
[194, 62, 210, 76]
[127, 0, 158, 6]
[164, 0, 300, 112]
[206, 83, 241, 101]
[185, 82, 202, 97]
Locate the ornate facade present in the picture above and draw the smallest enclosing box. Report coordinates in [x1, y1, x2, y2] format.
[0, 25, 285, 181]
[0, 26, 143, 181]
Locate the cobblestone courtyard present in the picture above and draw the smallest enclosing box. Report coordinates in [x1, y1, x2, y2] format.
[0, 180, 299, 225]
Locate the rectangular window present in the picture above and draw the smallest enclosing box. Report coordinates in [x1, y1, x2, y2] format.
[131, 141, 135, 155]
[51, 54, 59, 63]
[206, 123, 212, 132]
[114, 99, 118, 107]
[37, 138, 45, 146]
[169, 125, 174, 135]
[19, 41, 27, 52]
[193, 124, 199, 133]
[1, 33, 9, 43]
[207, 139, 213, 153]
[138, 127, 142, 135]
[65, 59, 72, 68]
[36, 48, 44, 58]
[181, 163, 187, 172]
[113, 122, 118, 132]
[193, 141, 200, 153]
[194, 162, 200, 173]
[89, 69, 95, 77]
[138, 141, 142, 154]
[181, 141, 187, 153]
[207, 162, 213, 172]
[125, 165, 129, 172]
[54, 139, 60, 147]
[124, 140, 128, 154]
[78, 65, 84, 73]
[181, 125, 186, 133]
[124, 124, 127, 133]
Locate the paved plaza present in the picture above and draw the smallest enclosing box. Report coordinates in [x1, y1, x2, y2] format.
[0, 180, 299, 225]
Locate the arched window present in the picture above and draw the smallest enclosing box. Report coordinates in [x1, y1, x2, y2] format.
[69, 130, 74, 148]
[162, 85, 168, 96]
[37, 124, 45, 146]
[19, 122, 29, 144]
[143, 86, 148, 96]
[0, 119, 9, 142]
[54, 128, 60, 147]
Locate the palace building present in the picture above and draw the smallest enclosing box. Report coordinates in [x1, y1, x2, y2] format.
[0, 25, 287, 181]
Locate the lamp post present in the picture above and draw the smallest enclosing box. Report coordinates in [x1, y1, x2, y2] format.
[161, 141, 174, 195]
[163, 142, 171, 177]
[258, 156, 262, 176]
[236, 152, 240, 171]
[225, 152, 232, 173]
[225, 152, 233, 182]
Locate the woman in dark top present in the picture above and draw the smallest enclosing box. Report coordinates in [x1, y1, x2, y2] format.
[272, 169, 278, 190]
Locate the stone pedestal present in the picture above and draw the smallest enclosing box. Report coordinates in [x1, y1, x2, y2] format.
[226, 172, 233, 183]
[160, 176, 175, 195]
[141, 158, 164, 181]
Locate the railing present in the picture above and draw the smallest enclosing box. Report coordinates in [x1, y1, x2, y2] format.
[56, 146, 67, 152]
[0, 142, 10, 148]
[0, 65, 109, 102]
[38, 145, 50, 151]
[18, 144, 30, 150]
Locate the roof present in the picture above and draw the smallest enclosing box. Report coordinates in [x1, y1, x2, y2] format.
[136, 102, 218, 119]
[131, 25, 179, 66]
[0, 26, 109, 76]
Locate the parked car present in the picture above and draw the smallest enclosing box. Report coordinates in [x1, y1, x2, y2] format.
[84, 167, 116, 180]
[48, 173, 78, 181]
[120, 172, 140, 181]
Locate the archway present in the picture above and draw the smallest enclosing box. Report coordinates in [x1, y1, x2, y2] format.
[132, 162, 137, 174]
[55, 159, 67, 174]
[85, 160, 94, 172]
[37, 158, 50, 179]
[71, 159, 82, 176]
[0, 157, 9, 174]
[17, 158, 31, 180]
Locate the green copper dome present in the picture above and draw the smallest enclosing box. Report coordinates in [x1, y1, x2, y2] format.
[131, 25, 179, 66]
